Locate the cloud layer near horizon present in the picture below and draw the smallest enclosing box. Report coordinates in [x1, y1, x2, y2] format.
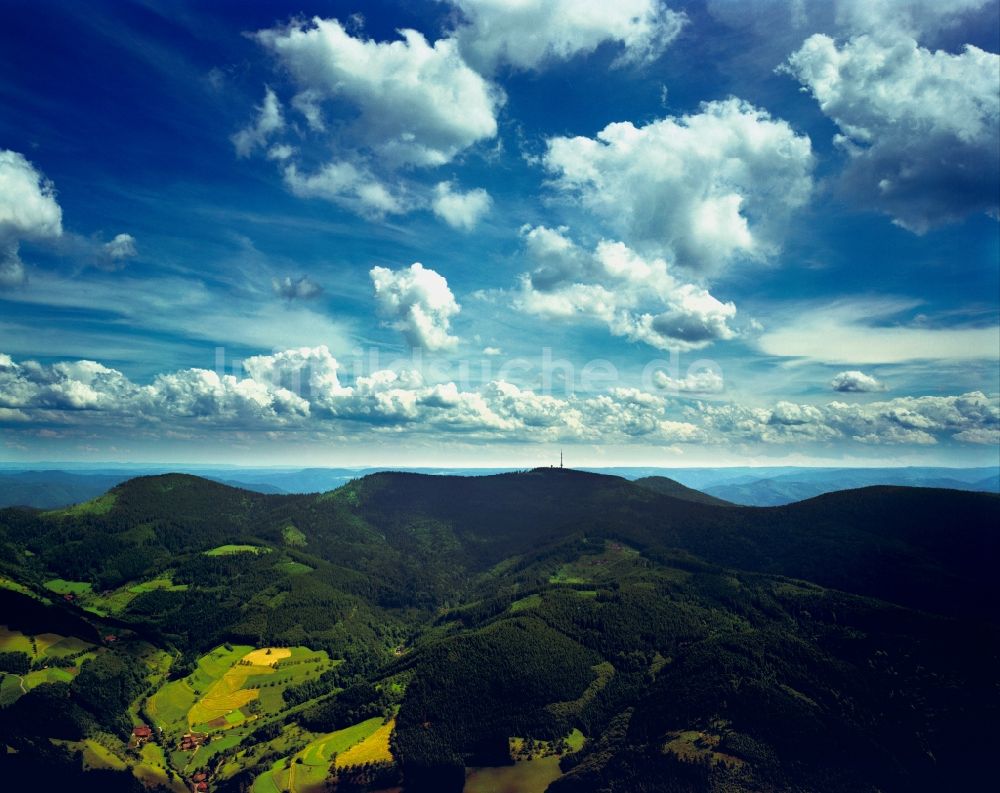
[2, 349, 996, 450]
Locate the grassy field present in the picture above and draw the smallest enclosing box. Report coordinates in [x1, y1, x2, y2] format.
[510, 728, 586, 760]
[49, 576, 191, 617]
[0, 673, 24, 706]
[47, 492, 117, 517]
[276, 560, 314, 575]
[148, 644, 332, 738]
[510, 593, 543, 612]
[204, 544, 270, 556]
[549, 541, 643, 585]
[131, 578, 189, 594]
[335, 717, 395, 768]
[44, 578, 93, 595]
[0, 574, 40, 599]
[134, 742, 188, 792]
[251, 716, 386, 793]
[282, 525, 307, 546]
[0, 625, 101, 704]
[0, 625, 37, 654]
[79, 739, 127, 771]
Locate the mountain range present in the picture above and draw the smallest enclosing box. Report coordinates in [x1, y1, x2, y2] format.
[1, 464, 996, 509]
[0, 469, 996, 792]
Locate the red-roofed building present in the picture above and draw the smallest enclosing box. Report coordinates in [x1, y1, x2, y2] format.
[195, 783, 208, 792]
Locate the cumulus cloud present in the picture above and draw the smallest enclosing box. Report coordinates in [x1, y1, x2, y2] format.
[255, 17, 500, 168]
[1, 350, 996, 449]
[514, 226, 737, 351]
[0, 150, 63, 288]
[784, 33, 999, 232]
[830, 370, 887, 392]
[654, 368, 725, 393]
[695, 391, 999, 446]
[432, 181, 492, 230]
[272, 275, 323, 300]
[283, 161, 405, 218]
[447, 0, 687, 72]
[232, 87, 285, 158]
[370, 263, 461, 350]
[543, 99, 813, 271]
[98, 232, 138, 269]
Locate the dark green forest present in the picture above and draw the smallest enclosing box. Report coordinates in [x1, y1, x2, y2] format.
[0, 468, 997, 792]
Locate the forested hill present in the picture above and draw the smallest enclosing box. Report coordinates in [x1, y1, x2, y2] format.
[0, 469, 997, 793]
[632, 475, 735, 506]
[4, 469, 997, 619]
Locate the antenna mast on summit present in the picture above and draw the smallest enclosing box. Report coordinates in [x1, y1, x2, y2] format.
[560, 450, 563, 469]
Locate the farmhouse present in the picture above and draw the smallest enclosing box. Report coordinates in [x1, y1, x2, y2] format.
[132, 725, 152, 745]
[180, 732, 207, 751]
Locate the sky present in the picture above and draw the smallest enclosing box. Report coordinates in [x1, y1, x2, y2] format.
[0, 0, 998, 467]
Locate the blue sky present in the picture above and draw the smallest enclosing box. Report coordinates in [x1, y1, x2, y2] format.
[0, 0, 998, 466]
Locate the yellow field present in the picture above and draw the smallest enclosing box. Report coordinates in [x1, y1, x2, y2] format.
[243, 647, 291, 666]
[188, 648, 286, 726]
[335, 718, 395, 768]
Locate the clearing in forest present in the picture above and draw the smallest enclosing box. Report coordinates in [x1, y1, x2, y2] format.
[334, 717, 395, 768]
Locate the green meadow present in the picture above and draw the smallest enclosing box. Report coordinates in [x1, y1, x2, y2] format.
[204, 543, 271, 556]
[252, 716, 384, 793]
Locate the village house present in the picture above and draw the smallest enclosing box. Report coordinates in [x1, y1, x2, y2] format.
[132, 725, 152, 745]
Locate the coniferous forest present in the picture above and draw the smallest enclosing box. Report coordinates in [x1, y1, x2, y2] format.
[0, 469, 997, 792]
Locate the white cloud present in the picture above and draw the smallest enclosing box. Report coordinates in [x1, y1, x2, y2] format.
[784, 33, 999, 232]
[232, 87, 285, 158]
[0, 150, 63, 239]
[706, 0, 993, 45]
[953, 427, 1000, 445]
[283, 161, 405, 218]
[267, 144, 295, 161]
[432, 181, 492, 230]
[0, 268, 354, 356]
[756, 299, 1000, 363]
[830, 370, 887, 392]
[543, 98, 813, 271]
[370, 263, 461, 350]
[833, 0, 994, 39]
[272, 275, 323, 300]
[696, 391, 999, 446]
[102, 232, 137, 264]
[2, 350, 996, 449]
[255, 17, 500, 168]
[654, 368, 725, 393]
[514, 226, 737, 351]
[447, 0, 686, 71]
[0, 150, 63, 288]
[0, 245, 26, 289]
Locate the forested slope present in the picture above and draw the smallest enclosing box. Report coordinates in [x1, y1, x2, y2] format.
[0, 469, 996, 792]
